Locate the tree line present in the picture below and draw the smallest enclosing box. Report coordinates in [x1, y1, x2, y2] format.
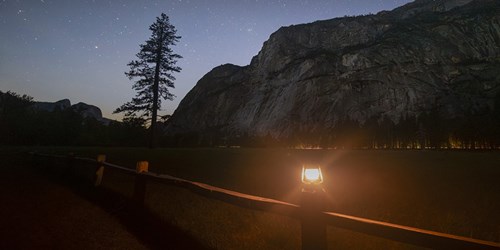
[2, 90, 500, 149]
[171, 98, 500, 150]
[0, 91, 147, 146]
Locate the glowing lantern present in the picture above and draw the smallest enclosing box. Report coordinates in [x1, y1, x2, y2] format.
[301, 165, 323, 185]
[300, 165, 326, 249]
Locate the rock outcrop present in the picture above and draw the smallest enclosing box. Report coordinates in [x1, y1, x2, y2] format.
[166, 0, 500, 141]
[32, 99, 113, 125]
[71, 102, 113, 125]
[32, 99, 71, 112]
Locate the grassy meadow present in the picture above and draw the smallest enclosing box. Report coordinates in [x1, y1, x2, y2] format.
[20, 147, 500, 249]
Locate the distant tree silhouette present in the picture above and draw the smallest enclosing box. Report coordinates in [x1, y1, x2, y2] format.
[426, 104, 445, 149]
[114, 13, 182, 148]
[493, 93, 500, 148]
[0, 91, 34, 144]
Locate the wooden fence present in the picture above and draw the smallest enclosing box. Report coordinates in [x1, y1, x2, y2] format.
[30, 152, 500, 250]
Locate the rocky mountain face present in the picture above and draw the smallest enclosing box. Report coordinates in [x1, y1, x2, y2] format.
[33, 100, 113, 125]
[166, 0, 500, 143]
[32, 99, 71, 112]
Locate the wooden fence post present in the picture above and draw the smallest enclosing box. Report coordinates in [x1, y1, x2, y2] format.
[95, 154, 106, 186]
[134, 161, 148, 207]
[300, 188, 327, 250]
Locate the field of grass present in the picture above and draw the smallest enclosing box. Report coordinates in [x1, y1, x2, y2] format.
[20, 147, 500, 249]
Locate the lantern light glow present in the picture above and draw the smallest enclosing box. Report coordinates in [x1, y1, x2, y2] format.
[302, 166, 323, 184]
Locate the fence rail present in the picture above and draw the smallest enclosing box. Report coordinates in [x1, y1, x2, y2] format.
[30, 152, 500, 249]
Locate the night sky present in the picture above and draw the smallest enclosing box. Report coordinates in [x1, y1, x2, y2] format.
[1, 0, 412, 120]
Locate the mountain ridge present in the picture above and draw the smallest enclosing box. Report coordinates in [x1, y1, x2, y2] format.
[166, 0, 500, 148]
[30, 97, 114, 125]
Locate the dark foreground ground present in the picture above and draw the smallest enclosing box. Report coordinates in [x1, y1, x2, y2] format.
[0, 151, 209, 250]
[2, 147, 500, 249]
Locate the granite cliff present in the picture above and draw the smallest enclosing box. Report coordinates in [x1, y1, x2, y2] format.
[33, 99, 113, 125]
[166, 0, 500, 146]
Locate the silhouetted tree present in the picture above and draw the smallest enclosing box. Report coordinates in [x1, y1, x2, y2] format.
[0, 91, 34, 144]
[426, 104, 445, 149]
[114, 13, 182, 148]
[493, 93, 500, 147]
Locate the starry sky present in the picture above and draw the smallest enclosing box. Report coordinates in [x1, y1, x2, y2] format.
[0, 0, 413, 120]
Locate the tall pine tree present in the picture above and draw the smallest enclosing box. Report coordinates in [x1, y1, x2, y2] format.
[114, 13, 181, 148]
